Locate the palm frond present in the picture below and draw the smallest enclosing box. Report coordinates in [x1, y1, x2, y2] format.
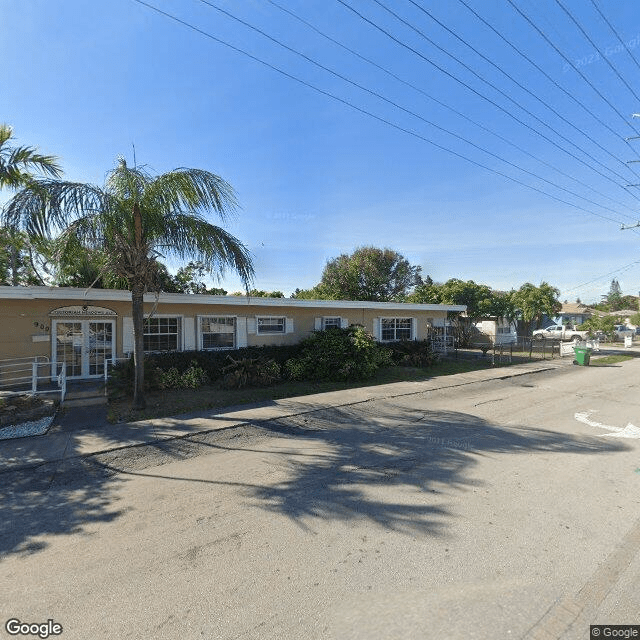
[144, 169, 238, 221]
[157, 213, 254, 289]
[2, 180, 108, 237]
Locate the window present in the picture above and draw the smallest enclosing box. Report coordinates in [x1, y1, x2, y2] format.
[200, 316, 235, 349]
[496, 326, 512, 335]
[257, 317, 286, 334]
[323, 317, 342, 329]
[381, 318, 413, 341]
[143, 317, 181, 352]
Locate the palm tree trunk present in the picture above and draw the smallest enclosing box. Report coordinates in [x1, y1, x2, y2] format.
[131, 283, 146, 409]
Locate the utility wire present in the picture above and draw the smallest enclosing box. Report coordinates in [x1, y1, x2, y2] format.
[197, 0, 634, 218]
[588, 0, 640, 77]
[405, 0, 637, 195]
[555, 0, 640, 104]
[131, 0, 632, 228]
[266, 0, 635, 214]
[562, 258, 640, 294]
[337, 0, 640, 198]
[505, 0, 640, 145]
[456, 0, 640, 179]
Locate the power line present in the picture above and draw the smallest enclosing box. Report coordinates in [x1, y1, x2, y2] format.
[336, 0, 640, 199]
[562, 258, 640, 294]
[554, 0, 640, 104]
[130, 0, 633, 228]
[405, 0, 638, 191]
[196, 0, 634, 218]
[456, 0, 640, 180]
[589, 0, 640, 76]
[505, 0, 640, 144]
[265, 0, 636, 214]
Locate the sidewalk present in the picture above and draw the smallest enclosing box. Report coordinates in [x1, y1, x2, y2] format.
[0, 358, 575, 473]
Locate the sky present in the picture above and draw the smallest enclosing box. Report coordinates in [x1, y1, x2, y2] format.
[3, 0, 640, 303]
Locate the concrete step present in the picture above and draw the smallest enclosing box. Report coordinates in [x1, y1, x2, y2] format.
[63, 395, 108, 408]
[63, 381, 107, 407]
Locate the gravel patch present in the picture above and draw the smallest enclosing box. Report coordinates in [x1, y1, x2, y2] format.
[0, 416, 55, 441]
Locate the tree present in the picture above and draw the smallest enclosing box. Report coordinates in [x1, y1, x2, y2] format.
[0, 124, 62, 284]
[0, 124, 61, 190]
[3, 157, 254, 409]
[410, 278, 514, 320]
[510, 282, 561, 335]
[312, 246, 422, 301]
[172, 260, 228, 295]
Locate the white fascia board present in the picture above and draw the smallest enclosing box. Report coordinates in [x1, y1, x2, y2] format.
[0, 286, 466, 313]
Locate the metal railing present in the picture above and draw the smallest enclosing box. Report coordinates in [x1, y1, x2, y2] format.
[0, 356, 50, 391]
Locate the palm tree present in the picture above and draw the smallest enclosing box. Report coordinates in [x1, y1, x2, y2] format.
[0, 124, 61, 190]
[3, 158, 254, 408]
[0, 124, 62, 284]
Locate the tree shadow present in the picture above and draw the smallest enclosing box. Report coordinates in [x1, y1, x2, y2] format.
[245, 402, 629, 536]
[0, 400, 629, 557]
[0, 454, 126, 558]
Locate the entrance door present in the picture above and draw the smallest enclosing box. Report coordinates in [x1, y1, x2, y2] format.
[53, 319, 115, 379]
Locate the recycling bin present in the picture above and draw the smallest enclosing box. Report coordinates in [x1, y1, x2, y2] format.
[573, 346, 591, 366]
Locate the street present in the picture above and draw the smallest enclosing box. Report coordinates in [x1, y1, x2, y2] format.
[2, 359, 640, 639]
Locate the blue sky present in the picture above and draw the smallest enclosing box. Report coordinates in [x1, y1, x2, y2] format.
[3, 0, 640, 303]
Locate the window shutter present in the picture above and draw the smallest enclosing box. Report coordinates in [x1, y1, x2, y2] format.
[314, 317, 322, 331]
[411, 317, 417, 340]
[184, 317, 196, 351]
[247, 317, 257, 334]
[340, 317, 349, 329]
[236, 317, 248, 348]
[373, 317, 381, 341]
[286, 317, 294, 334]
[122, 317, 134, 354]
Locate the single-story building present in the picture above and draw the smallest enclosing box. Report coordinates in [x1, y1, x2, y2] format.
[0, 286, 466, 382]
[472, 317, 518, 345]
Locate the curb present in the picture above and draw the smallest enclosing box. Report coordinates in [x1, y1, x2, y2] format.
[0, 360, 567, 473]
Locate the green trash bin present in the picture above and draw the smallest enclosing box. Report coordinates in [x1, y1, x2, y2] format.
[574, 346, 592, 366]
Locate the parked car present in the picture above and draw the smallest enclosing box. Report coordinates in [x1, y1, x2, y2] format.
[532, 324, 588, 341]
[635, 327, 640, 336]
[613, 324, 633, 341]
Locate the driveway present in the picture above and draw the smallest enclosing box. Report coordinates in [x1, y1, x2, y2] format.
[2, 359, 639, 639]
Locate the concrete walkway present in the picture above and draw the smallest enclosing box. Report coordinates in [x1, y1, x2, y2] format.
[0, 357, 579, 474]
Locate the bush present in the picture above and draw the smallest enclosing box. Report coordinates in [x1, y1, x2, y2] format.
[108, 357, 163, 396]
[386, 340, 439, 368]
[220, 356, 281, 389]
[284, 325, 392, 382]
[143, 344, 301, 383]
[159, 361, 209, 389]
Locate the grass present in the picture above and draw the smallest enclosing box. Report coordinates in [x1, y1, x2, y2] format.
[589, 354, 635, 366]
[107, 358, 496, 423]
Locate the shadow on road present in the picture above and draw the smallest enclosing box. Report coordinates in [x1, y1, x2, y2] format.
[0, 401, 629, 556]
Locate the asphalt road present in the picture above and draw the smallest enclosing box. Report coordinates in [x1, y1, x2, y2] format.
[2, 359, 640, 640]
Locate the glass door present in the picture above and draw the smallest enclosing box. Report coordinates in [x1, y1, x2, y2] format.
[53, 319, 115, 379]
[55, 321, 83, 378]
[88, 321, 113, 376]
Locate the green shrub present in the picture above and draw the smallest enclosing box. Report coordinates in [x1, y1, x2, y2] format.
[284, 325, 392, 382]
[220, 356, 281, 389]
[386, 340, 439, 368]
[108, 357, 163, 396]
[159, 361, 209, 389]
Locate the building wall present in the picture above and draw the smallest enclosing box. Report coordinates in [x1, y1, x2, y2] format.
[0, 296, 450, 361]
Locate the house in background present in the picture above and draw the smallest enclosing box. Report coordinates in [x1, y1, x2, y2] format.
[554, 302, 594, 327]
[0, 286, 466, 382]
